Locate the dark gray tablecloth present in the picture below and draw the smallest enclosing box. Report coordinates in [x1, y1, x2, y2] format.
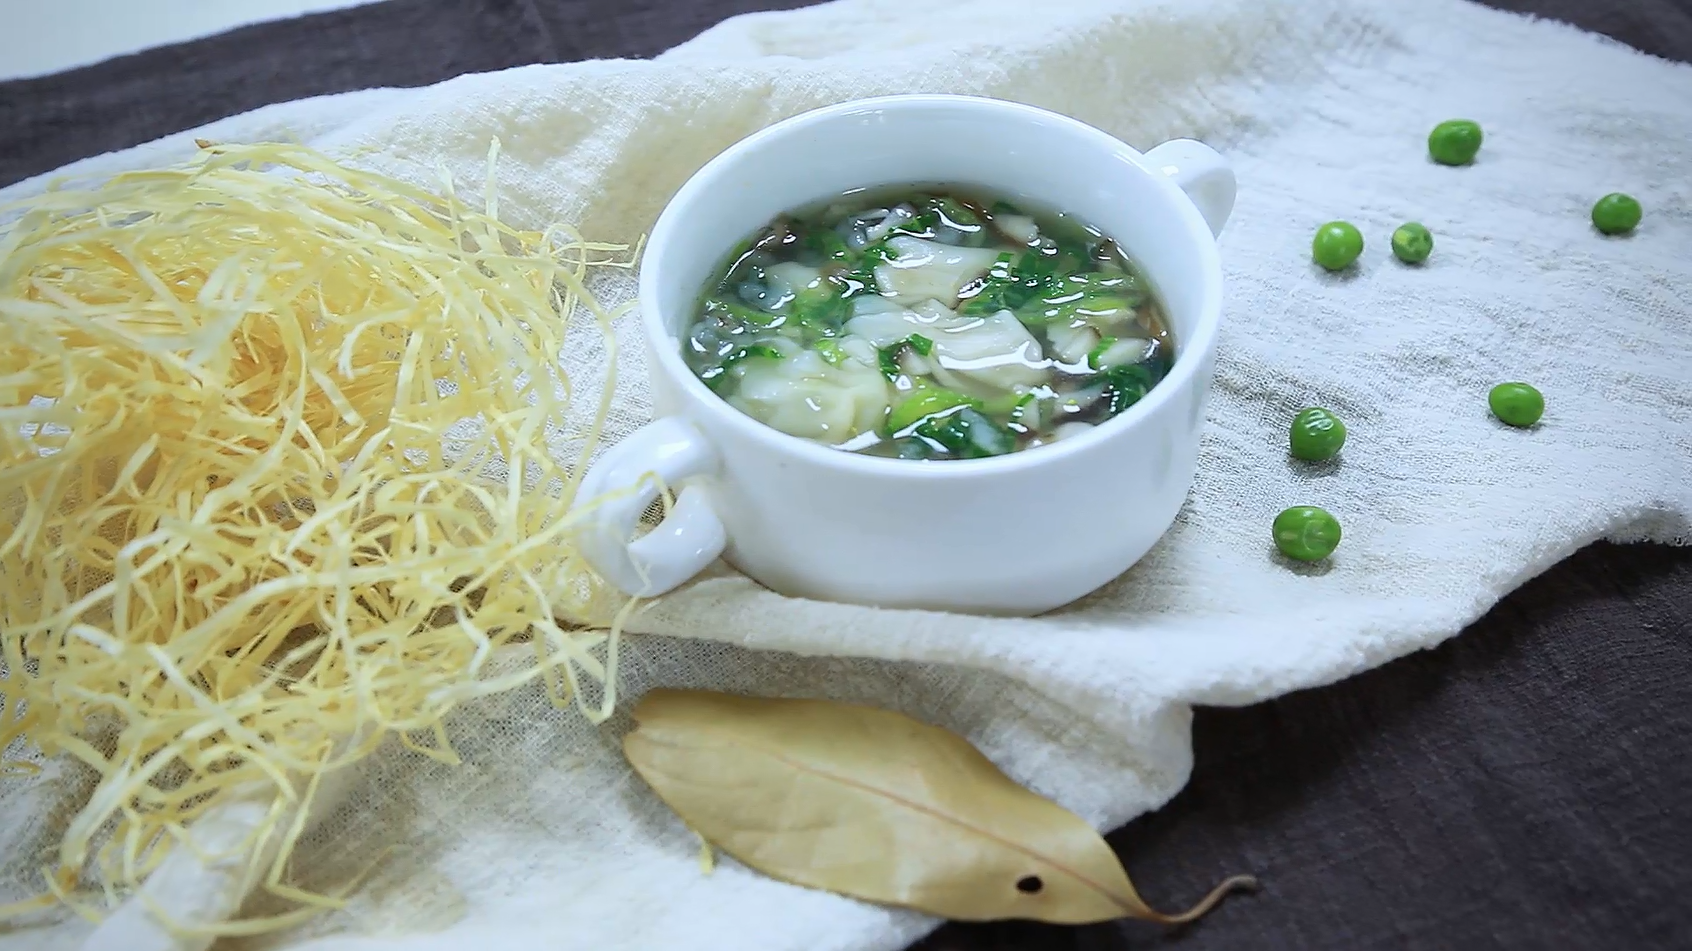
[2, 3, 1688, 948]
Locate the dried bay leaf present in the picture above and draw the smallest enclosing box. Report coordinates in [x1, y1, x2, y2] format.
[623, 689, 1256, 924]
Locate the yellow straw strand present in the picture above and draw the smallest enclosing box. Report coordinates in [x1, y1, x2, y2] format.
[0, 139, 637, 930]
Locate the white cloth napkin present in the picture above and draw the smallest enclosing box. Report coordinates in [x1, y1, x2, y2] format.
[2, 1, 1688, 949]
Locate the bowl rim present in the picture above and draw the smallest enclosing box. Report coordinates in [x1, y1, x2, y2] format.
[636, 93, 1224, 481]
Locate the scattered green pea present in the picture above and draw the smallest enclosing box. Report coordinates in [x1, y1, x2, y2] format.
[1489, 382, 1544, 428]
[1273, 506, 1343, 562]
[1390, 222, 1433, 264]
[1591, 193, 1642, 235]
[1427, 119, 1483, 166]
[1311, 221, 1364, 271]
[1289, 407, 1347, 462]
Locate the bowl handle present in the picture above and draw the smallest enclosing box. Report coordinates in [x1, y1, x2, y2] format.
[573, 416, 727, 597]
[1146, 139, 1236, 239]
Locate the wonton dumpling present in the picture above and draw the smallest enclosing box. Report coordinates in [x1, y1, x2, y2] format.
[874, 236, 1002, 307]
[928, 308, 1048, 392]
[846, 298, 1048, 394]
[835, 334, 881, 366]
[729, 349, 890, 445]
[766, 261, 826, 298]
[845, 296, 950, 347]
[994, 214, 1041, 245]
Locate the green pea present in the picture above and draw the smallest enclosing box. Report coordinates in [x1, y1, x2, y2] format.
[1311, 221, 1364, 271]
[1591, 193, 1642, 235]
[1427, 119, 1483, 166]
[1488, 382, 1544, 428]
[1289, 407, 1347, 462]
[1390, 222, 1433, 264]
[1273, 506, 1342, 562]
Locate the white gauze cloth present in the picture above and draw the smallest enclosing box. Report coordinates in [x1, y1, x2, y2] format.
[2, 0, 1689, 949]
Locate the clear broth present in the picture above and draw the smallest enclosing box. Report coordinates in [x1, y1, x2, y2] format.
[682, 183, 1175, 460]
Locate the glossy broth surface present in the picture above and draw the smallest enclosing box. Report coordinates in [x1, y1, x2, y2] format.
[682, 184, 1175, 460]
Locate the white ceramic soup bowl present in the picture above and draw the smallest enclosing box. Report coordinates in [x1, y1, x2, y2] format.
[575, 94, 1233, 616]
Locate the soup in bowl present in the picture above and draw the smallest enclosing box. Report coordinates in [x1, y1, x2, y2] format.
[573, 94, 1234, 615]
[685, 185, 1177, 460]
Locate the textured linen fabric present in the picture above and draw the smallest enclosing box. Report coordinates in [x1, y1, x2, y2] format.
[917, 544, 1692, 951]
[1, 1, 1690, 950]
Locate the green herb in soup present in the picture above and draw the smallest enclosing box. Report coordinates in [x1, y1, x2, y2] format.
[682, 185, 1176, 460]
